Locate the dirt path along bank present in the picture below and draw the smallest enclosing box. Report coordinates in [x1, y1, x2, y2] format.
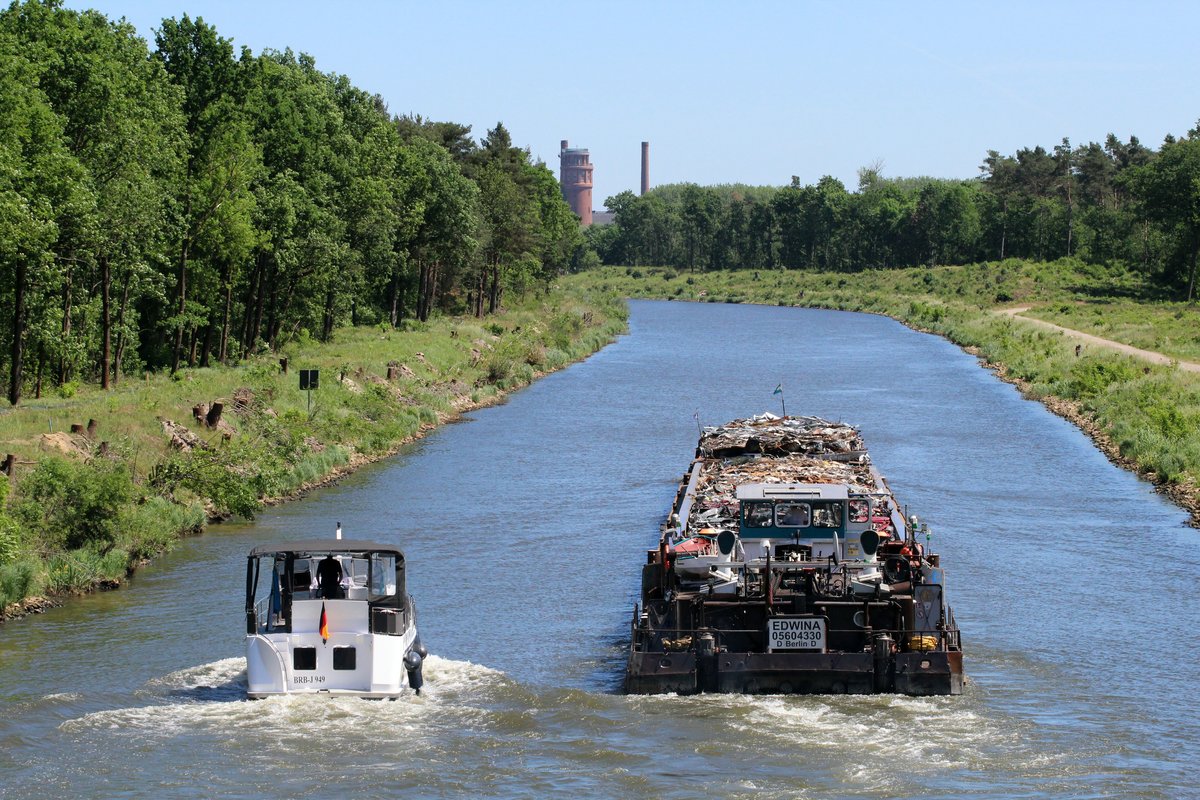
[998, 305, 1200, 373]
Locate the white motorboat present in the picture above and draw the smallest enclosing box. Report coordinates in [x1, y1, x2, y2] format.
[244, 533, 425, 699]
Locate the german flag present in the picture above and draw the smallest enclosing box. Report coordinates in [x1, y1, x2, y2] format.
[319, 602, 329, 643]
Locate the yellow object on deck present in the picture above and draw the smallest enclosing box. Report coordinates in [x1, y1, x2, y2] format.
[909, 634, 939, 651]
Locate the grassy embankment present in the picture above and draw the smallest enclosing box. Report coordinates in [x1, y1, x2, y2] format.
[563, 261, 1200, 523]
[0, 287, 627, 615]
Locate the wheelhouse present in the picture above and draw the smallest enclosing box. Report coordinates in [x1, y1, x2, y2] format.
[737, 483, 894, 561]
[245, 540, 409, 637]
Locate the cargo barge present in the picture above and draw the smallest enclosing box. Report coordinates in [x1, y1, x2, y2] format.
[625, 414, 963, 695]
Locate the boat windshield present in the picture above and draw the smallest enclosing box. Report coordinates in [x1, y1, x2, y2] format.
[744, 502, 774, 528]
[775, 502, 810, 527]
[810, 501, 842, 528]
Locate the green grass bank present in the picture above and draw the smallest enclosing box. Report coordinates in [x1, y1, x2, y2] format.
[0, 287, 627, 617]
[563, 261, 1200, 525]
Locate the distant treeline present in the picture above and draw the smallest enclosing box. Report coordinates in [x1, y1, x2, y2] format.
[0, 0, 582, 405]
[588, 129, 1200, 299]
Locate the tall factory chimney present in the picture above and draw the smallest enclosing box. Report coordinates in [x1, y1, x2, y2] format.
[559, 139, 594, 226]
[641, 141, 650, 195]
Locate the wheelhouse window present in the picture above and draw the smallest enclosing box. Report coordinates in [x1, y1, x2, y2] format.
[775, 502, 810, 527]
[743, 502, 775, 528]
[811, 501, 842, 528]
[848, 499, 870, 523]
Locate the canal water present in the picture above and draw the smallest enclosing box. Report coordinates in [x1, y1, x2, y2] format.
[1, 299, 1195, 799]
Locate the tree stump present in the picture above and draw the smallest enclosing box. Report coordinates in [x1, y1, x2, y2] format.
[206, 402, 224, 428]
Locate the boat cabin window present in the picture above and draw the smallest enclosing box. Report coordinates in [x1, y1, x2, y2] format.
[744, 502, 774, 529]
[369, 553, 398, 598]
[848, 499, 870, 524]
[811, 501, 842, 528]
[775, 502, 810, 527]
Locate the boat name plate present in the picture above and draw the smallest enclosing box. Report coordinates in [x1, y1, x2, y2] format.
[293, 674, 327, 686]
[767, 616, 827, 653]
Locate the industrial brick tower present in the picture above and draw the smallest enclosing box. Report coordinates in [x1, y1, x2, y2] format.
[559, 139, 593, 226]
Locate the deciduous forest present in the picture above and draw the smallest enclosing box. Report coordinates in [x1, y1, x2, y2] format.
[0, 0, 583, 406]
[588, 129, 1200, 303]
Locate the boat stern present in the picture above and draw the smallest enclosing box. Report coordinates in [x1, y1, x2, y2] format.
[245, 629, 417, 699]
[625, 646, 963, 696]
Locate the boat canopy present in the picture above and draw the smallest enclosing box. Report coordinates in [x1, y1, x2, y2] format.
[248, 540, 404, 559]
[245, 539, 408, 626]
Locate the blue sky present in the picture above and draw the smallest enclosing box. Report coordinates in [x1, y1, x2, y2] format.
[63, 0, 1200, 210]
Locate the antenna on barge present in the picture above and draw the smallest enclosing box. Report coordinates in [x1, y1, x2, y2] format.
[336, 521, 343, 540]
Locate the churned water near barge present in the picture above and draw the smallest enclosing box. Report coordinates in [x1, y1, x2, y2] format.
[0, 299, 1197, 799]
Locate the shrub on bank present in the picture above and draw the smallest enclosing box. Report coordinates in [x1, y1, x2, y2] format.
[15, 458, 133, 551]
[149, 447, 263, 520]
[1067, 357, 1143, 400]
[119, 497, 205, 560]
[0, 478, 18, 567]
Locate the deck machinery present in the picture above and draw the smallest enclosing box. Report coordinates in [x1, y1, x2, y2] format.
[625, 414, 963, 695]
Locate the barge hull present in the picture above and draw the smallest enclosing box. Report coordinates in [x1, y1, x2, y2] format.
[626, 650, 962, 696]
[895, 650, 964, 696]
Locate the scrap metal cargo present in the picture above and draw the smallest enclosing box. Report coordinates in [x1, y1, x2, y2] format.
[625, 413, 964, 695]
